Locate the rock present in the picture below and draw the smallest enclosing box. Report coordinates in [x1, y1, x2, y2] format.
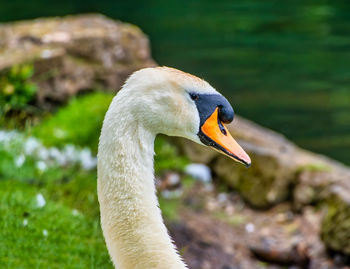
[293, 168, 346, 211]
[249, 240, 310, 267]
[294, 161, 350, 256]
[169, 222, 238, 269]
[0, 14, 155, 106]
[174, 115, 350, 255]
[176, 115, 350, 206]
[174, 116, 336, 208]
[321, 186, 350, 256]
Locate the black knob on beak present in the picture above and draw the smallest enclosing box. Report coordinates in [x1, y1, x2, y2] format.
[191, 92, 235, 126]
[218, 103, 234, 124]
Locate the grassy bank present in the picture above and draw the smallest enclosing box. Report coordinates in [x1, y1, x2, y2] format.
[0, 92, 188, 268]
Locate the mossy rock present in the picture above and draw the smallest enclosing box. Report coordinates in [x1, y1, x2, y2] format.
[213, 150, 294, 208]
[173, 115, 350, 209]
[321, 191, 350, 255]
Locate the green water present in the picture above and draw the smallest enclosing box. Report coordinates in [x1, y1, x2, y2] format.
[1, 0, 350, 164]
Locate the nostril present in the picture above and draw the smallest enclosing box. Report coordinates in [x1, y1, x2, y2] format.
[219, 122, 227, 135]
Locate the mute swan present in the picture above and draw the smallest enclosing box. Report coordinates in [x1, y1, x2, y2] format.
[97, 67, 251, 269]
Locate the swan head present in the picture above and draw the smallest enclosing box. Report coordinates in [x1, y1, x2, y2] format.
[121, 66, 251, 167]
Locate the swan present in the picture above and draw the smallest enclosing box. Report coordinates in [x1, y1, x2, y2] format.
[97, 66, 251, 269]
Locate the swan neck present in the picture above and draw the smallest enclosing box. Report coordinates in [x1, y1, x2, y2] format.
[97, 102, 186, 269]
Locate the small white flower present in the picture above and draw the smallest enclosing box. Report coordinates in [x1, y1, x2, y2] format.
[185, 163, 212, 183]
[1, 130, 100, 171]
[24, 137, 40, 155]
[23, 219, 28, 226]
[72, 209, 80, 216]
[48, 147, 64, 163]
[15, 154, 26, 167]
[0, 130, 18, 143]
[42, 229, 48, 237]
[36, 193, 46, 208]
[79, 148, 97, 170]
[0, 131, 6, 142]
[36, 161, 47, 172]
[63, 144, 79, 162]
[38, 148, 49, 160]
[245, 223, 255, 233]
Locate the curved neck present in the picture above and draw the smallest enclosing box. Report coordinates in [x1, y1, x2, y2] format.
[97, 98, 186, 269]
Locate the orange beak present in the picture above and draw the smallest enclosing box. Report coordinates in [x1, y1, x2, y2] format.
[201, 108, 251, 167]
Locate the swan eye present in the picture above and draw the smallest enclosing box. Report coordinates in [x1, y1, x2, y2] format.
[189, 93, 199, 101]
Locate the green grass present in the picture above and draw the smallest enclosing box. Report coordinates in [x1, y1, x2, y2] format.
[0, 180, 112, 269]
[0, 138, 110, 267]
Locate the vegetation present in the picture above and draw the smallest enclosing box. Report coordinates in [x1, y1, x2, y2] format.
[154, 135, 188, 174]
[0, 92, 189, 268]
[31, 92, 114, 152]
[0, 180, 112, 269]
[0, 64, 38, 125]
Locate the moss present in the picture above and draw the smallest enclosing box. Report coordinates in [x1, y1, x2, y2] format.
[321, 195, 350, 255]
[234, 161, 287, 208]
[297, 163, 332, 173]
[214, 211, 246, 227]
[236, 173, 276, 208]
[214, 152, 292, 208]
[31, 92, 114, 152]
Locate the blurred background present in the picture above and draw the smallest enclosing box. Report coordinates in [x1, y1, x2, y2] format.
[1, 0, 350, 164]
[1, 1, 350, 269]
